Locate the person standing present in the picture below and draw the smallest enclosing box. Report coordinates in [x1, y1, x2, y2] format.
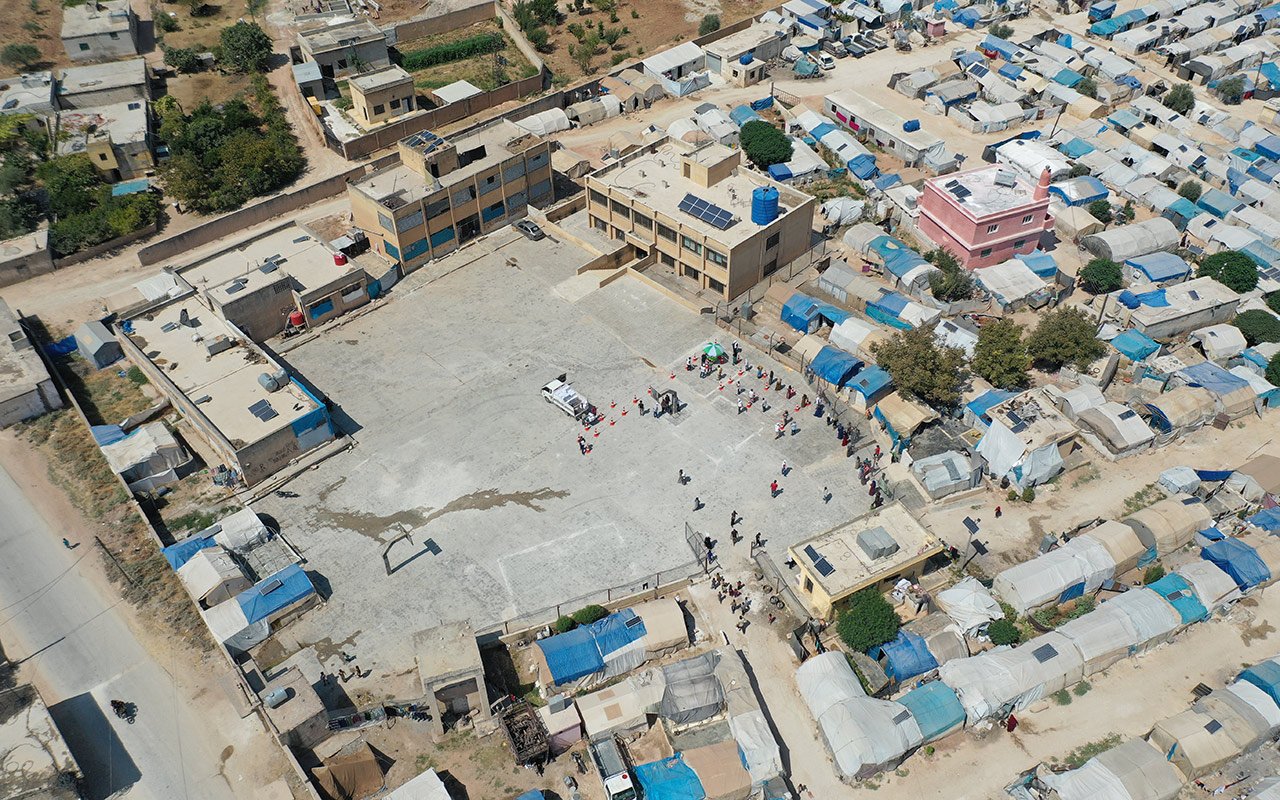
[770, 480, 779, 497]
[995, 505, 1003, 518]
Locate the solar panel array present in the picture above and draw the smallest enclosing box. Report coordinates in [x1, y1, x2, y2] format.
[248, 399, 279, 422]
[804, 544, 836, 577]
[678, 193, 735, 230]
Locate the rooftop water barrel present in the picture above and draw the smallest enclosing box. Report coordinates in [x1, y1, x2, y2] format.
[740, 53, 754, 65]
[752, 186, 780, 225]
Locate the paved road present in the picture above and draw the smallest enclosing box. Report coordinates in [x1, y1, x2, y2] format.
[0, 460, 237, 800]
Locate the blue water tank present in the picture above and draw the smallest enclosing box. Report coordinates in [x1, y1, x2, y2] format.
[740, 53, 754, 65]
[903, 119, 921, 133]
[752, 186, 780, 225]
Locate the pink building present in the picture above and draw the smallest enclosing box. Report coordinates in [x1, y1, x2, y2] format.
[917, 165, 1053, 269]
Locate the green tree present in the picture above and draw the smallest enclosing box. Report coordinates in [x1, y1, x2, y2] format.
[1198, 250, 1258, 293]
[219, 20, 273, 72]
[1178, 179, 1202, 202]
[0, 43, 40, 70]
[1076, 76, 1098, 99]
[699, 13, 721, 34]
[570, 604, 608, 624]
[973, 319, 1030, 390]
[1087, 199, 1113, 225]
[987, 618, 1021, 646]
[36, 155, 102, 218]
[1218, 75, 1246, 105]
[526, 25, 550, 51]
[1080, 257, 1123, 294]
[155, 11, 180, 32]
[1163, 83, 1195, 114]
[1027, 307, 1106, 371]
[1268, 352, 1280, 387]
[163, 45, 201, 73]
[990, 22, 1013, 39]
[739, 120, 793, 169]
[1266, 292, 1280, 316]
[1068, 163, 1091, 178]
[926, 248, 975, 302]
[1232, 309, 1280, 346]
[872, 326, 969, 407]
[835, 587, 901, 652]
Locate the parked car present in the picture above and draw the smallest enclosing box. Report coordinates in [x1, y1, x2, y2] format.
[515, 219, 545, 240]
[821, 39, 848, 57]
[817, 52, 836, 70]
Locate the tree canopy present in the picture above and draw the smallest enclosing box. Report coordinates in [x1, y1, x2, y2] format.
[836, 588, 902, 653]
[1163, 83, 1196, 114]
[926, 248, 975, 302]
[219, 21, 273, 72]
[1080, 258, 1123, 294]
[739, 121, 793, 170]
[1198, 250, 1258, 293]
[973, 319, 1030, 390]
[1027, 307, 1106, 371]
[1233, 309, 1280, 346]
[1268, 352, 1280, 387]
[36, 155, 160, 255]
[872, 326, 969, 408]
[1178, 179, 1202, 202]
[1087, 199, 1112, 224]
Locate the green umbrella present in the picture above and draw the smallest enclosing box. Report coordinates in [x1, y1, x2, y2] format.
[703, 342, 726, 359]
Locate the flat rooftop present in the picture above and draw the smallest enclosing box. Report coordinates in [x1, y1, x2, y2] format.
[591, 141, 810, 246]
[825, 89, 945, 150]
[789, 503, 942, 599]
[702, 23, 787, 58]
[349, 65, 411, 94]
[178, 224, 361, 299]
[0, 297, 56, 405]
[297, 17, 384, 52]
[0, 73, 53, 111]
[414, 623, 482, 686]
[0, 683, 79, 800]
[61, 0, 132, 38]
[123, 296, 320, 448]
[57, 58, 146, 97]
[986, 388, 1078, 449]
[1128, 275, 1240, 326]
[925, 165, 1041, 218]
[56, 100, 148, 153]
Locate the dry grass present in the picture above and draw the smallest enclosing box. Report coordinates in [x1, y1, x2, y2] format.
[395, 21, 537, 93]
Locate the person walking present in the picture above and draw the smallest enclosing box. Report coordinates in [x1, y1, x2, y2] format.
[730, 510, 741, 526]
[790, 419, 799, 436]
[780, 460, 788, 476]
[694, 496, 703, 511]
[775, 421, 785, 439]
[737, 399, 746, 414]
[995, 505, 1003, 518]
[770, 480, 779, 497]
[731, 529, 742, 545]
[678, 468, 686, 484]
[753, 532, 764, 549]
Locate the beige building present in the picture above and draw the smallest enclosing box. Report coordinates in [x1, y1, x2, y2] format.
[0, 297, 63, 429]
[348, 120, 553, 271]
[297, 18, 389, 79]
[585, 140, 815, 300]
[56, 58, 149, 110]
[56, 100, 152, 181]
[414, 623, 492, 739]
[349, 66, 416, 129]
[701, 23, 788, 87]
[788, 503, 945, 620]
[61, 0, 138, 62]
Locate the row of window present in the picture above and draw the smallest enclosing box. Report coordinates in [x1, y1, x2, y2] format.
[984, 214, 1038, 234]
[378, 172, 551, 236]
[591, 198, 732, 267]
[382, 181, 551, 265]
[977, 238, 1028, 259]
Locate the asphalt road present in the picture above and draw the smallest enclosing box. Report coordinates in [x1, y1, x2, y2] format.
[0, 460, 237, 800]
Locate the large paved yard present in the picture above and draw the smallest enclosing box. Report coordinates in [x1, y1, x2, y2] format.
[255, 229, 870, 684]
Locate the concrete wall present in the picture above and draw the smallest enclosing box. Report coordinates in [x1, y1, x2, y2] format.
[53, 221, 157, 267]
[57, 84, 147, 109]
[207, 275, 297, 342]
[0, 380, 62, 428]
[383, 1, 496, 44]
[0, 235, 55, 289]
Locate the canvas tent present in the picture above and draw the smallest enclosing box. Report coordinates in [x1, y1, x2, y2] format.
[1143, 386, 1216, 434]
[796, 652, 923, 779]
[1146, 572, 1208, 624]
[96, 422, 188, 492]
[1039, 737, 1182, 800]
[1105, 587, 1183, 649]
[515, 108, 570, 137]
[993, 536, 1116, 615]
[75, 320, 122, 369]
[1192, 692, 1273, 752]
[535, 607, 650, 688]
[659, 651, 725, 726]
[911, 450, 981, 500]
[937, 633, 1085, 723]
[715, 648, 782, 787]
[897, 680, 966, 742]
[1085, 521, 1149, 575]
[1077, 403, 1156, 458]
[1148, 708, 1247, 778]
[936, 577, 1002, 633]
[1056, 602, 1141, 675]
[176, 547, 251, 607]
[311, 741, 385, 800]
[384, 768, 451, 800]
[1121, 494, 1212, 555]
[1082, 217, 1179, 261]
[684, 741, 752, 800]
[1175, 560, 1242, 613]
[976, 259, 1050, 310]
[1202, 537, 1272, 590]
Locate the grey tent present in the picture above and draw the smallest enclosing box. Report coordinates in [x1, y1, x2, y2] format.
[1040, 737, 1182, 800]
[75, 320, 122, 369]
[1082, 217, 1179, 261]
[660, 651, 725, 725]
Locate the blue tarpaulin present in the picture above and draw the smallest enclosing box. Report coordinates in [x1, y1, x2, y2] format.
[898, 681, 965, 741]
[1202, 539, 1271, 590]
[933, 0, 957, 9]
[767, 163, 794, 181]
[1148, 573, 1208, 623]
[849, 154, 877, 179]
[1015, 250, 1059, 279]
[1116, 74, 1142, 90]
[1054, 68, 1086, 87]
[869, 235, 931, 278]
[1089, 17, 1121, 35]
[1059, 137, 1096, 158]
[1180, 362, 1251, 397]
[998, 63, 1024, 81]
[954, 7, 981, 26]
[515, 793, 546, 800]
[110, 178, 151, 197]
[1249, 158, 1280, 184]
[874, 173, 902, 191]
[1089, 0, 1117, 19]
[43, 335, 77, 356]
[1248, 507, 1280, 531]
[634, 755, 705, 800]
[981, 35, 1019, 59]
[781, 293, 852, 333]
[1048, 176, 1108, 206]
[1197, 188, 1241, 218]
[1256, 133, 1280, 161]
[1241, 660, 1280, 706]
[874, 631, 939, 682]
[237, 564, 314, 625]
[954, 50, 984, 67]
[1244, 348, 1272, 370]
[811, 346, 864, 388]
[849, 364, 893, 400]
[161, 535, 217, 570]
[1261, 62, 1280, 91]
[90, 424, 127, 446]
[1244, 239, 1280, 270]
[1126, 252, 1190, 282]
[1118, 289, 1169, 308]
[750, 96, 774, 111]
[1107, 109, 1142, 130]
[1164, 197, 1202, 228]
[729, 105, 763, 127]
[967, 389, 1017, 428]
[1111, 329, 1160, 361]
[536, 609, 648, 684]
[1195, 469, 1234, 481]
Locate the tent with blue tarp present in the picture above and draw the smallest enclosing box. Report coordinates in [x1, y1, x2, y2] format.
[898, 681, 965, 741]
[1055, 68, 1086, 88]
[874, 173, 902, 191]
[162, 535, 217, 570]
[1090, 17, 1121, 35]
[1256, 134, 1280, 161]
[1015, 250, 1059, 279]
[934, 0, 957, 10]
[1117, 74, 1142, 90]
[1197, 188, 1242, 219]
[1180, 362, 1251, 396]
[1248, 508, 1280, 532]
[869, 235, 932, 280]
[729, 105, 763, 127]
[750, 96, 774, 111]
[781, 293, 852, 333]
[874, 631, 939, 682]
[981, 35, 1019, 59]
[1089, 0, 1117, 19]
[1248, 158, 1280, 184]
[849, 365, 893, 401]
[237, 563, 314, 625]
[536, 608, 649, 685]
[811, 346, 864, 388]
[1107, 108, 1142, 130]
[1060, 137, 1097, 158]
[1244, 239, 1280, 271]
[954, 8, 981, 27]
[634, 755, 705, 800]
[1111, 329, 1160, 361]
[1240, 659, 1280, 707]
[955, 50, 984, 68]
[965, 389, 1017, 430]
[515, 793, 546, 800]
[43, 335, 77, 356]
[90, 424, 127, 446]
[1243, 348, 1273, 370]
[1048, 176, 1108, 206]
[998, 63, 1024, 81]
[866, 292, 912, 330]
[1261, 63, 1280, 91]
[1125, 252, 1191, 283]
[1148, 573, 1209, 623]
[1202, 539, 1271, 590]
[1118, 289, 1169, 308]
[1165, 197, 1202, 229]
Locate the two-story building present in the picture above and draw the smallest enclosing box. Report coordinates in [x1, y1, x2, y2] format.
[347, 120, 553, 272]
[55, 100, 152, 182]
[348, 66, 417, 129]
[917, 165, 1054, 268]
[297, 18, 389, 79]
[61, 0, 138, 62]
[56, 59, 149, 109]
[584, 139, 815, 300]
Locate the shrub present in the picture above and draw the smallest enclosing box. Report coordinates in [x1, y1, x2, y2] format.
[1007, 488, 1019, 501]
[1163, 83, 1195, 114]
[155, 12, 180, 32]
[526, 25, 550, 51]
[973, 318, 1029, 390]
[987, 618, 1021, 646]
[164, 46, 201, 73]
[1073, 681, 1092, 697]
[1198, 250, 1258, 293]
[926, 248, 975, 302]
[570, 604, 608, 624]
[990, 22, 1013, 39]
[1027, 307, 1107, 371]
[1178, 180, 1202, 202]
[1143, 564, 1165, 584]
[126, 366, 149, 386]
[699, 13, 721, 34]
[334, 96, 353, 110]
[1087, 199, 1113, 224]
[1021, 487, 1035, 502]
[1218, 75, 1246, 105]
[0, 44, 40, 70]
[739, 120, 792, 169]
[400, 33, 505, 69]
[553, 615, 576, 633]
[1076, 77, 1097, 99]
[1233, 309, 1280, 346]
[1080, 258, 1123, 294]
[835, 587, 901, 652]
[1267, 292, 1280, 316]
[219, 20, 273, 72]
[872, 326, 968, 408]
[1268, 352, 1280, 386]
[1068, 163, 1091, 178]
[1053, 688, 1072, 705]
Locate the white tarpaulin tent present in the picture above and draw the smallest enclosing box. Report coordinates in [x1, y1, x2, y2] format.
[796, 652, 922, 779]
[1106, 587, 1182, 649]
[1176, 560, 1242, 612]
[515, 108, 570, 136]
[993, 536, 1116, 615]
[203, 597, 269, 653]
[829, 318, 889, 360]
[1040, 737, 1182, 800]
[98, 422, 188, 492]
[937, 633, 1084, 723]
[976, 418, 1067, 489]
[716, 648, 782, 786]
[1121, 495, 1212, 556]
[1084, 522, 1148, 575]
[176, 547, 251, 606]
[936, 577, 1002, 633]
[975, 259, 1049, 309]
[1223, 681, 1280, 735]
[1082, 217, 1179, 261]
[1149, 708, 1247, 778]
[211, 507, 272, 553]
[1056, 604, 1140, 675]
[385, 768, 452, 800]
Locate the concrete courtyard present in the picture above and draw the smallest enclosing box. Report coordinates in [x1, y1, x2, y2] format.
[253, 228, 871, 685]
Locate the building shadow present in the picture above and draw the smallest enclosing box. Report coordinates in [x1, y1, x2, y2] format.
[734, 648, 793, 780]
[305, 569, 332, 601]
[47, 693, 142, 800]
[440, 772, 470, 800]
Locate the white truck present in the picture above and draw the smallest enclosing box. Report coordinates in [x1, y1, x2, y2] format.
[541, 376, 593, 421]
[590, 737, 639, 800]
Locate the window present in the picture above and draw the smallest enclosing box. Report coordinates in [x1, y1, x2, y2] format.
[634, 211, 653, 230]
[980, 248, 992, 258]
[98, 153, 108, 161]
[590, 189, 608, 207]
[592, 216, 608, 232]
[707, 276, 726, 294]
[660, 252, 675, 267]
[377, 212, 394, 233]
[79, 43, 90, 51]
[395, 210, 424, 232]
[341, 282, 365, 302]
[109, 31, 119, 39]
[382, 241, 400, 260]
[482, 200, 505, 222]
[429, 226, 456, 247]
[610, 199, 631, 219]
[480, 173, 501, 195]
[1014, 238, 1026, 248]
[612, 227, 625, 241]
[681, 235, 702, 255]
[763, 257, 779, 277]
[337, 59, 348, 70]
[657, 223, 676, 242]
[682, 264, 701, 280]
[706, 248, 727, 267]
[451, 185, 476, 206]
[1022, 214, 1035, 224]
[373, 103, 385, 115]
[425, 196, 450, 220]
[986, 223, 999, 233]
[765, 232, 780, 250]
[8, 330, 24, 343]
[403, 238, 429, 261]
[527, 151, 549, 170]
[803, 577, 814, 593]
[390, 98, 401, 109]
